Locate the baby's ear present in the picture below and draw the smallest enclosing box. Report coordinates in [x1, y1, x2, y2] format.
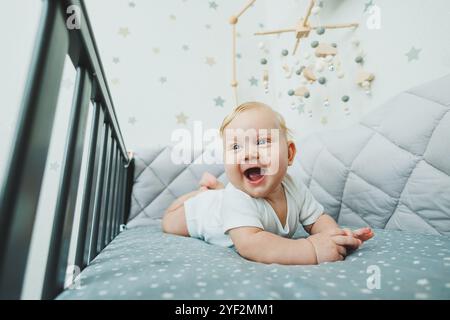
[287, 140, 297, 165]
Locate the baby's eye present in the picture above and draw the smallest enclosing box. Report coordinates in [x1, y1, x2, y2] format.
[257, 138, 269, 145]
[231, 143, 240, 150]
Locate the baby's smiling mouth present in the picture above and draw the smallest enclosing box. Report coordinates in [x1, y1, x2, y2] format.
[243, 167, 265, 184]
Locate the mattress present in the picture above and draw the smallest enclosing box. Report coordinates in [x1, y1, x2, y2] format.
[58, 222, 450, 300]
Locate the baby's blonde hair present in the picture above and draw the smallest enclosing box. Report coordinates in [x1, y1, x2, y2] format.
[219, 102, 292, 139]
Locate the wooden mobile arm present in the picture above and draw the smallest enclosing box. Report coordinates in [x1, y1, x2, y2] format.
[230, 0, 257, 106]
[254, 28, 296, 36]
[303, 0, 315, 26]
[235, 0, 256, 19]
[313, 22, 359, 30]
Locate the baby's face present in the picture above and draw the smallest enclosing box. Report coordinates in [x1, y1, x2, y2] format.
[222, 107, 296, 198]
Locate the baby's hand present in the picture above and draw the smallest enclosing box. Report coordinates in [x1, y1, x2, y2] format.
[343, 227, 374, 243]
[307, 231, 361, 264]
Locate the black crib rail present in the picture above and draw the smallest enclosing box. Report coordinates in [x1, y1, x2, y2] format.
[0, 0, 135, 299]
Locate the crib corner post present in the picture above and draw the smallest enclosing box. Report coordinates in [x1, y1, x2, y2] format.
[123, 156, 135, 225]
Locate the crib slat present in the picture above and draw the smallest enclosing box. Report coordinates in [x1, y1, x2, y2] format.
[111, 147, 120, 241]
[74, 102, 103, 270]
[88, 121, 109, 264]
[98, 135, 114, 252]
[104, 144, 118, 246]
[95, 129, 112, 254]
[0, 2, 69, 300]
[110, 150, 121, 240]
[114, 159, 125, 236]
[123, 158, 135, 224]
[42, 67, 92, 300]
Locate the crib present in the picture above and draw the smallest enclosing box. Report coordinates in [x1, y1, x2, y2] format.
[0, 0, 134, 299]
[2, 0, 450, 301]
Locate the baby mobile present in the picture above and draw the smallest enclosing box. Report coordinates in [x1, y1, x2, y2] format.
[229, 0, 375, 119]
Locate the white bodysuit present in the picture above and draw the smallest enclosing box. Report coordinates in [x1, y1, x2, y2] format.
[184, 169, 324, 248]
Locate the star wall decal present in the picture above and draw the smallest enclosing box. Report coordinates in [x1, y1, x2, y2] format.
[50, 162, 60, 171]
[364, 0, 374, 13]
[214, 96, 225, 107]
[182, 44, 190, 51]
[128, 1, 136, 8]
[249, 76, 258, 86]
[113, 57, 120, 64]
[176, 113, 189, 124]
[205, 57, 216, 66]
[128, 117, 137, 125]
[118, 27, 130, 38]
[405, 46, 421, 62]
[209, 1, 218, 10]
[159, 76, 167, 84]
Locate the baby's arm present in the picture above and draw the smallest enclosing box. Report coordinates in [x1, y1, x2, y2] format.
[228, 227, 317, 265]
[303, 213, 339, 235]
[304, 213, 374, 242]
[228, 226, 362, 265]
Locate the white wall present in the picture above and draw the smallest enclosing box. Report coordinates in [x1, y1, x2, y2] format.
[81, 0, 450, 150]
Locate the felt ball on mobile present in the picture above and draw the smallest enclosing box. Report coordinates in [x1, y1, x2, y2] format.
[318, 77, 327, 85]
[351, 37, 360, 46]
[331, 43, 337, 48]
[311, 41, 319, 48]
[316, 27, 326, 35]
[355, 56, 364, 64]
[304, 92, 310, 99]
[281, 49, 289, 56]
[341, 95, 350, 102]
[336, 70, 345, 79]
[288, 89, 295, 96]
[324, 55, 333, 63]
[258, 42, 266, 50]
[260, 58, 268, 65]
[296, 66, 305, 76]
[304, 52, 311, 60]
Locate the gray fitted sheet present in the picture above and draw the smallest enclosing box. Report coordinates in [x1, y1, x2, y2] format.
[58, 222, 450, 300]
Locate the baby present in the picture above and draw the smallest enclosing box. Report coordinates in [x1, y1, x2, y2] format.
[162, 102, 374, 265]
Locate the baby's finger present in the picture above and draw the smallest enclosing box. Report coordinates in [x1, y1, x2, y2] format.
[353, 227, 374, 242]
[343, 228, 353, 237]
[332, 235, 362, 249]
[326, 228, 346, 236]
[336, 245, 347, 257]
